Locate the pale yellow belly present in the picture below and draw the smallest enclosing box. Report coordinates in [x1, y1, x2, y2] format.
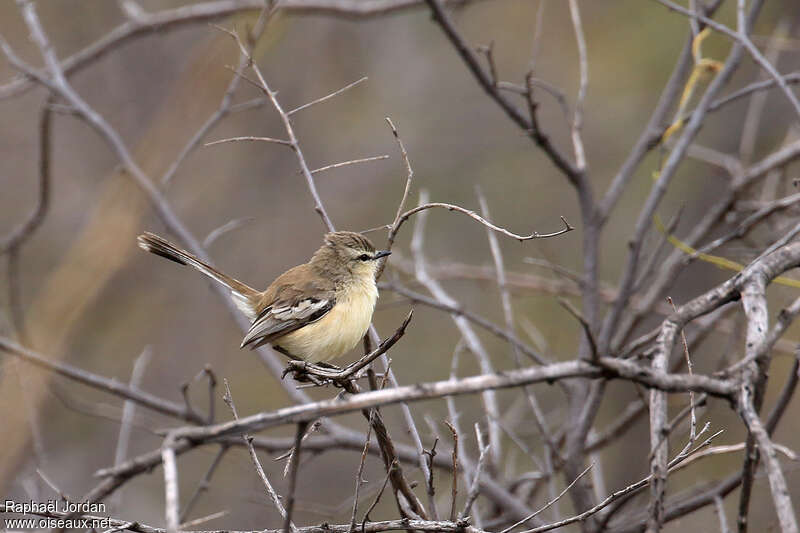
[275, 281, 377, 363]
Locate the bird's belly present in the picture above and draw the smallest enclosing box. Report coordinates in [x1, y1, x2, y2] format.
[276, 282, 377, 363]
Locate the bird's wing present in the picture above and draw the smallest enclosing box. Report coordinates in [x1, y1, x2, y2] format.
[240, 264, 336, 350]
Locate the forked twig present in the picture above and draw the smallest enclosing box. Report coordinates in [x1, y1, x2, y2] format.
[222, 379, 298, 533]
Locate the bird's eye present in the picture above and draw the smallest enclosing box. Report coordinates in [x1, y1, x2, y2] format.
[357, 254, 371, 261]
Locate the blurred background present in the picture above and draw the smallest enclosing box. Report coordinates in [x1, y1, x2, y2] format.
[2, 0, 800, 530]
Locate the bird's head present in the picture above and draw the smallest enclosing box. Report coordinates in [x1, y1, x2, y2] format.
[312, 231, 390, 280]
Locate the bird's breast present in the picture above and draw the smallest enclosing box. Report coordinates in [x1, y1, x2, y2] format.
[276, 277, 378, 363]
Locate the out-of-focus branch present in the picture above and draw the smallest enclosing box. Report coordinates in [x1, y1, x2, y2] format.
[567, 0, 588, 172]
[654, 0, 800, 119]
[222, 379, 298, 533]
[409, 190, 503, 470]
[0, 101, 51, 255]
[0, 0, 473, 100]
[160, 435, 181, 533]
[380, 281, 546, 364]
[424, 0, 581, 184]
[0, 0, 348, 416]
[599, 0, 762, 351]
[0, 337, 206, 424]
[477, 190, 560, 486]
[219, 24, 335, 231]
[737, 395, 797, 533]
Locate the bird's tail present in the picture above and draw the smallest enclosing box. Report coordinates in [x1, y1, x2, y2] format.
[137, 232, 259, 320]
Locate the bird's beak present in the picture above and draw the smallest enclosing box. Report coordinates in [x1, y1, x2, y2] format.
[374, 250, 392, 259]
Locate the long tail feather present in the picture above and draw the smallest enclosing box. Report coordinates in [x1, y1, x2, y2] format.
[137, 232, 259, 320]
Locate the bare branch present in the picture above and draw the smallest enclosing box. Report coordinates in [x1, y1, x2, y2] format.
[203, 217, 255, 248]
[397, 202, 573, 242]
[738, 393, 798, 533]
[411, 191, 503, 467]
[444, 420, 459, 522]
[424, 0, 581, 184]
[654, 0, 800, 119]
[222, 379, 297, 533]
[0, 100, 51, 255]
[567, 0, 588, 171]
[204, 135, 293, 147]
[169, 358, 736, 443]
[287, 76, 368, 115]
[501, 462, 594, 533]
[161, 435, 181, 533]
[310, 155, 389, 175]
[284, 423, 307, 533]
[348, 414, 376, 533]
[111, 347, 152, 505]
[459, 424, 490, 520]
[380, 281, 546, 364]
[180, 445, 229, 523]
[0, 337, 205, 423]
[0, 0, 468, 100]
[220, 25, 336, 232]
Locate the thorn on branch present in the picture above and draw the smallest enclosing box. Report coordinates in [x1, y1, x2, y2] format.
[476, 41, 498, 88]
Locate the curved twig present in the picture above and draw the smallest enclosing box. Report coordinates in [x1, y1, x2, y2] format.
[395, 203, 573, 243]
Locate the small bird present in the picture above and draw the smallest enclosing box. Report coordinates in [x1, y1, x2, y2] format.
[137, 231, 390, 364]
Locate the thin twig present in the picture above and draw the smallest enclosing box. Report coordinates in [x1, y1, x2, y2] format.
[310, 155, 389, 175]
[411, 191, 503, 468]
[0, 98, 51, 255]
[219, 24, 336, 231]
[477, 189, 560, 491]
[160, 13, 274, 188]
[284, 422, 308, 533]
[0, 337, 205, 423]
[111, 347, 153, 506]
[459, 424, 489, 521]
[424, 0, 580, 183]
[203, 218, 255, 248]
[500, 462, 595, 533]
[222, 379, 298, 533]
[349, 413, 376, 533]
[287, 76, 368, 115]
[380, 281, 546, 364]
[423, 438, 440, 520]
[668, 296, 697, 446]
[567, 0, 588, 171]
[179, 445, 229, 523]
[444, 421, 459, 522]
[361, 460, 397, 527]
[654, 0, 800, 119]
[375, 116, 415, 282]
[397, 202, 573, 243]
[204, 135, 292, 147]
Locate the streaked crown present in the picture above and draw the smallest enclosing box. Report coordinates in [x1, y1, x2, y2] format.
[324, 231, 376, 254]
